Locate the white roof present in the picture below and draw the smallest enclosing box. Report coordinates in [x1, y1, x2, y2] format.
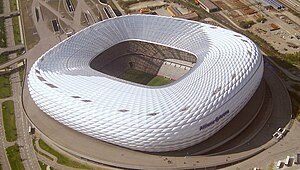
[28, 15, 263, 152]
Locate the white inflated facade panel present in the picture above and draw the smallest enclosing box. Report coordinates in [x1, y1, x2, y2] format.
[28, 15, 263, 152]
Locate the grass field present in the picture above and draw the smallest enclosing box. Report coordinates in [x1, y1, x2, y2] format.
[0, 1, 6, 48]
[19, 66, 25, 85]
[6, 144, 25, 170]
[12, 17, 21, 45]
[38, 161, 54, 170]
[120, 69, 155, 84]
[0, 54, 8, 65]
[147, 76, 174, 86]
[20, 0, 40, 49]
[0, 75, 12, 98]
[9, 0, 18, 11]
[2, 100, 17, 142]
[38, 139, 91, 169]
[0, 19, 7, 48]
[120, 69, 174, 86]
[32, 137, 54, 161]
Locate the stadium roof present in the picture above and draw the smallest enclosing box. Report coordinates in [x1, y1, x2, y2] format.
[28, 15, 263, 152]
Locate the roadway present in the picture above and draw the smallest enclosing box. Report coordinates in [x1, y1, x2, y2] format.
[2, 0, 40, 169]
[280, 0, 300, 14]
[10, 66, 40, 170]
[0, 0, 18, 168]
[0, 0, 297, 169]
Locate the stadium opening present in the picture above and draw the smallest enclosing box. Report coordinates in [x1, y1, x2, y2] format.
[90, 40, 197, 86]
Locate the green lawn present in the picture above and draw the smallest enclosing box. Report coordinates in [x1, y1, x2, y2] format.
[0, 0, 3, 14]
[38, 139, 90, 169]
[0, 54, 9, 65]
[2, 100, 17, 142]
[20, 0, 40, 49]
[147, 76, 174, 86]
[12, 17, 21, 45]
[0, 1, 6, 48]
[0, 75, 12, 98]
[70, 0, 78, 9]
[19, 66, 25, 85]
[32, 137, 54, 161]
[0, 19, 7, 48]
[9, 0, 18, 11]
[47, 0, 59, 10]
[6, 144, 25, 170]
[38, 161, 54, 170]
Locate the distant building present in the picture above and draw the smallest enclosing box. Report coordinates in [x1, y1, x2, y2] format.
[129, 8, 157, 15]
[195, 0, 219, 13]
[175, 12, 199, 20]
[167, 6, 182, 16]
[269, 23, 280, 31]
[264, 0, 284, 9]
[256, 0, 272, 10]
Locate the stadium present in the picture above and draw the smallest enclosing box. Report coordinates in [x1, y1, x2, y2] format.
[27, 15, 264, 152]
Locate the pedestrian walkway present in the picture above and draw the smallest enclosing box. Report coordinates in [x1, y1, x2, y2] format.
[0, 11, 20, 19]
[0, 45, 25, 55]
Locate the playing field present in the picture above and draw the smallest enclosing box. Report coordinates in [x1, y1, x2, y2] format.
[120, 69, 174, 86]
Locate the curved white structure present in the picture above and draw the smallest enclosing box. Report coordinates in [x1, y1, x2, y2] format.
[28, 15, 263, 152]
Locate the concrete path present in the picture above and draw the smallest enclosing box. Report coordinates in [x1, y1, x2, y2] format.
[0, 11, 20, 19]
[1, 0, 40, 169]
[0, 0, 296, 169]
[10, 67, 40, 170]
[0, 45, 25, 55]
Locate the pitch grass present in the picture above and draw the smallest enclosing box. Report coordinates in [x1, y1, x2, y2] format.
[38, 139, 91, 169]
[2, 100, 17, 142]
[0, 75, 12, 98]
[6, 144, 25, 170]
[120, 69, 155, 84]
[147, 76, 174, 86]
[120, 69, 174, 86]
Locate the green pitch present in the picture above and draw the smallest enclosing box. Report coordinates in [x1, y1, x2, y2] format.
[120, 69, 174, 86]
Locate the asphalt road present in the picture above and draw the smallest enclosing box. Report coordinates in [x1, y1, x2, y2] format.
[0, 0, 297, 169]
[10, 68, 40, 170]
[1, 0, 40, 169]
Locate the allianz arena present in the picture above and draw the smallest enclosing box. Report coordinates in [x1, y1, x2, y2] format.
[28, 15, 264, 152]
